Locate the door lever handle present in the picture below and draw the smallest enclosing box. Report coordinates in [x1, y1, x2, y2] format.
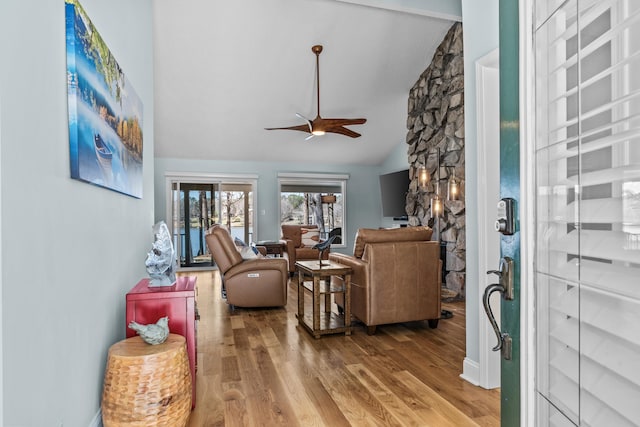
[486, 257, 514, 300]
[482, 283, 512, 360]
[482, 256, 515, 360]
[483, 283, 505, 351]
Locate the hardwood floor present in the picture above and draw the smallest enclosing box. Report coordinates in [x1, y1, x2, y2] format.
[184, 271, 500, 426]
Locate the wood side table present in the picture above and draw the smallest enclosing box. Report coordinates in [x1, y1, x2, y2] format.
[296, 260, 352, 338]
[257, 240, 284, 257]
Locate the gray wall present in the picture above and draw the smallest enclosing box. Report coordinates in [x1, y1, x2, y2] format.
[154, 157, 393, 255]
[461, 0, 499, 366]
[0, 0, 154, 425]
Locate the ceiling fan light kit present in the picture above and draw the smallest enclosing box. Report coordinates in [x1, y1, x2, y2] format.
[265, 44, 366, 139]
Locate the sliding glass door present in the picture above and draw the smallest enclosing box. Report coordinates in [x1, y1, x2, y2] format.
[166, 173, 257, 268]
[173, 183, 218, 267]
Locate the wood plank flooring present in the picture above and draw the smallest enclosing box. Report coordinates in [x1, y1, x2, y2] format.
[184, 271, 500, 426]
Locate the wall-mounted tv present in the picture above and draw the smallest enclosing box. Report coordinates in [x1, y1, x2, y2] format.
[379, 169, 410, 219]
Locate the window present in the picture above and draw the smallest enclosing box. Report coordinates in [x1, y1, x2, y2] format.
[278, 173, 348, 248]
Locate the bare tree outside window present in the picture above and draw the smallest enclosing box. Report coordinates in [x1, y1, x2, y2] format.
[278, 173, 347, 247]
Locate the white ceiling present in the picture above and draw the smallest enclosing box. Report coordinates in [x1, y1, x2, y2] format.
[152, 0, 458, 166]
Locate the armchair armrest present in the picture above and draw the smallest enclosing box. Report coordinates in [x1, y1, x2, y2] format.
[280, 239, 296, 256]
[328, 252, 369, 321]
[280, 238, 298, 272]
[328, 253, 368, 287]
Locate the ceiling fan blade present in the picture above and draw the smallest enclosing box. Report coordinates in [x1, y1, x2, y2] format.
[295, 113, 313, 133]
[336, 118, 367, 126]
[295, 112, 311, 121]
[312, 117, 366, 138]
[326, 126, 362, 138]
[264, 124, 312, 133]
[317, 117, 367, 126]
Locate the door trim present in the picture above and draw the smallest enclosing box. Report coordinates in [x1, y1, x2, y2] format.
[519, 0, 535, 424]
[0, 90, 4, 423]
[474, 48, 501, 390]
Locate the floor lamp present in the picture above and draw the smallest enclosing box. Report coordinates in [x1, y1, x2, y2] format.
[418, 148, 453, 320]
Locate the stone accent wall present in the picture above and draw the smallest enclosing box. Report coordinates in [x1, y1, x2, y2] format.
[405, 22, 465, 299]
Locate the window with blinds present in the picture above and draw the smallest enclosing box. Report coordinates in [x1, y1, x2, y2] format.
[535, 0, 640, 426]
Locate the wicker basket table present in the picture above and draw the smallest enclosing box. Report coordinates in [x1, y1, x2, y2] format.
[102, 334, 192, 427]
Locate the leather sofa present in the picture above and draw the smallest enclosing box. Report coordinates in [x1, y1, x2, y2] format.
[329, 226, 441, 334]
[205, 225, 288, 308]
[280, 224, 331, 274]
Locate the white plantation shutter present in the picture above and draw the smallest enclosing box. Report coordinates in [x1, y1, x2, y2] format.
[535, 0, 640, 425]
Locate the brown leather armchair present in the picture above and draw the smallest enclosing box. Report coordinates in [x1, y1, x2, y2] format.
[329, 226, 441, 334]
[205, 225, 288, 308]
[280, 224, 330, 274]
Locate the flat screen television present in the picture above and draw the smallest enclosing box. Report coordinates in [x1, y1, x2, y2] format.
[379, 169, 410, 219]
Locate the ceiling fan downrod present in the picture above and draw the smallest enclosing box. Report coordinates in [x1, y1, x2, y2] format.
[312, 45, 323, 124]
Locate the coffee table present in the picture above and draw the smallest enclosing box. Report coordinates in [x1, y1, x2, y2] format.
[295, 260, 352, 338]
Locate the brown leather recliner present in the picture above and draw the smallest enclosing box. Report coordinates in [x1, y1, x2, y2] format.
[280, 224, 330, 274]
[205, 225, 288, 308]
[329, 226, 441, 334]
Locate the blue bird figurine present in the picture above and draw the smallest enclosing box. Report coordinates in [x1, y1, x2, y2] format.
[312, 235, 338, 266]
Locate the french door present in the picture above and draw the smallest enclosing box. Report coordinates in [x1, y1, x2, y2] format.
[172, 182, 218, 267]
[533, 0, 640, 425]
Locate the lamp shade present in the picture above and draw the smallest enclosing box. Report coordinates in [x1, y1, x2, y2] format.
[448, 174, 460, 201]
[431, 194, 443, 218]
[418, 166, 430, 188]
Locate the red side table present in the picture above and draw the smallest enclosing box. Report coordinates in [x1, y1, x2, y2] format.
[126, 275, 198, 408]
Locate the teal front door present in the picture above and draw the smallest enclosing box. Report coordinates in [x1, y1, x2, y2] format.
[498, 1, 521, 425]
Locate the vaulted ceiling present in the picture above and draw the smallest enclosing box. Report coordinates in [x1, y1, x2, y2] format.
[152, 0, 460, 166]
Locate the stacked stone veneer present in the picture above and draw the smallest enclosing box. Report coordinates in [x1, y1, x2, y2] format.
[405, 22, 465, 299]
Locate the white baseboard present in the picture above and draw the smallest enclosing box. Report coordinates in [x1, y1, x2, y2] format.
[460, 357, 480, 386]
[88, 409, 102, 427]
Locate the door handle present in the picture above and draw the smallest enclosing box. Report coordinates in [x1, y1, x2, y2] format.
[487, 256, 514, 300]
[483, 257, 514, 360]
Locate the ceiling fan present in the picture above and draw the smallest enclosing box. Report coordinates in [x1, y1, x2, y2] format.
[265, 45, 367, 140]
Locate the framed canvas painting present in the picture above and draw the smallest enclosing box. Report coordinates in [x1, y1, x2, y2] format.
[65, 0, 143, 198]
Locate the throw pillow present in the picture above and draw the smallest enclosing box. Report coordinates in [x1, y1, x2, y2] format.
[239, 246, 258, 260]
[300, 227, 320, 247]
[235, 237, 263, 256]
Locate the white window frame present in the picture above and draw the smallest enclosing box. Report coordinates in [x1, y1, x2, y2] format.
[277, 172, 349, 249]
